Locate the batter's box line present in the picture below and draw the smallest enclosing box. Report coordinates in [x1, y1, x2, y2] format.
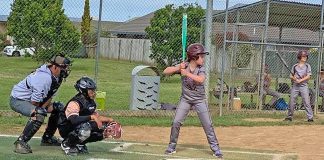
[104, 141, 297, 160]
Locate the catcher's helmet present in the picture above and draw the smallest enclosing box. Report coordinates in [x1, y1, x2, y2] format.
[74, 76, 96, 97]
[186, 43, 209, 61]
[297, 50, 309, 60]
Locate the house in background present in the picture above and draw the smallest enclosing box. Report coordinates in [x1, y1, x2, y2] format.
[0, 15, 13, 45]
[109, 13, 154, 39]
[0, 15, 7, 34]
[70, 17, 123, 36]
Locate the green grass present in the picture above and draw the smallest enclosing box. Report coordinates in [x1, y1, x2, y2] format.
[0, 136, 297, 160]
[1, 56, 324, 127]
[0, 56, 293, 111]
[0, 111, 323, 127]
[0, 56, 182, 110]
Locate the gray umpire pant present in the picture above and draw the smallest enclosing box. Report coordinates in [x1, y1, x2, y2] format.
[10, 96, 36, 117]
[288, 84, 313, 120]
[167, 98, 221, 153]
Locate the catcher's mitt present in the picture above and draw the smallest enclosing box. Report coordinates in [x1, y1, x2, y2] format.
[103, 121, 122, 139]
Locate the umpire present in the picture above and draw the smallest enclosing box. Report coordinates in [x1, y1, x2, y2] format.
[10, 55, 71, 154]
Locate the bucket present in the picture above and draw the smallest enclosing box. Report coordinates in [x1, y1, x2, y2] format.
[233, 98, 242, 110]
[96, 91, 106, 110]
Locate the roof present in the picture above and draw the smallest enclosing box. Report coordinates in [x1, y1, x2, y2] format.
[110, 0, 323, 38]
[0, 15, 8, 22]
[212, 0, 321, 31]
[110, 12, 155, 35]
[211, 0, 322, 45]
[71, 20, 123, 32]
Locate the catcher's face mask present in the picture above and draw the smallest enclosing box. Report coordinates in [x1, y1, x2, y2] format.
[88, 89, 96, 100]
[51, 55, 72, 79]
[58, 65, 71, 79]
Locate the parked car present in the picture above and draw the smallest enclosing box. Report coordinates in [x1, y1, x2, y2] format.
[3, 46, 35, 57]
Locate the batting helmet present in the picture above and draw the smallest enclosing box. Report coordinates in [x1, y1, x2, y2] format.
[297, 50, 309, 60]
[187, 43, 209, 61]
[74, 76, 96, 97]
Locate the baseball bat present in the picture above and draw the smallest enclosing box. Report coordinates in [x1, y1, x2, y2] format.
[182, 13, 187, 62]
[275, 51, 302, 78]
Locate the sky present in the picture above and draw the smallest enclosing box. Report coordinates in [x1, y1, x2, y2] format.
[0, 0, 322, 22]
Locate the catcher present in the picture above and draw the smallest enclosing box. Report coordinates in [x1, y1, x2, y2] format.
[57, 76, 121, 156]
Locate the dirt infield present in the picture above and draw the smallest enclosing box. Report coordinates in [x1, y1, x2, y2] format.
[122, 125, 324, 160]
[2, 124, 323, 160]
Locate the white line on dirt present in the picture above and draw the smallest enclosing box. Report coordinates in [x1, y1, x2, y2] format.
[102, 141, 290, 157]
[110, 142, 133, 152]
[112, 150, 208, 160]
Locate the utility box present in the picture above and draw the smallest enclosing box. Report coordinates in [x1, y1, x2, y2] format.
[130, 65, 160, 110]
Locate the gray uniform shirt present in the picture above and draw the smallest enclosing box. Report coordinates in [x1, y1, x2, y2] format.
[177, 62, 206, 103]
[11, 64, 53, 102]
[291, 63, 311, 86]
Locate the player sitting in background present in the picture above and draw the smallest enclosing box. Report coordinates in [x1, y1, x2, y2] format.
[259, 65, 281, 110]
[58, 76, 121, 156]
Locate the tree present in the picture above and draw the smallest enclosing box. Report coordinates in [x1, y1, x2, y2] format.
[235, 44, 255, 68]
[145, 3, 204, 72]
[81, 0, 91, 45]
[7, 0, 80, 61]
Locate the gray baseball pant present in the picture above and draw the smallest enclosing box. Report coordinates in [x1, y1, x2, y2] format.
[167, 98, 221, 153]
[262, 89, 281, 106]
[288, 85, 313, 120]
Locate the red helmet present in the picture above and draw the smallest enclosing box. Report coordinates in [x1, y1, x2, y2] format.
[297, 50, 309, 60]
[186, 43, 209, 60]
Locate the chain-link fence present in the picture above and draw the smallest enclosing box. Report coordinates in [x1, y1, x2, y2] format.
[210, 0, 324, 116]
[1, 0, 324, 118]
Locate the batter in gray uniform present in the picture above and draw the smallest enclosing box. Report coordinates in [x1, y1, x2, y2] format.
[284, 50, 313, 122]
[163, 43, 222, 158]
